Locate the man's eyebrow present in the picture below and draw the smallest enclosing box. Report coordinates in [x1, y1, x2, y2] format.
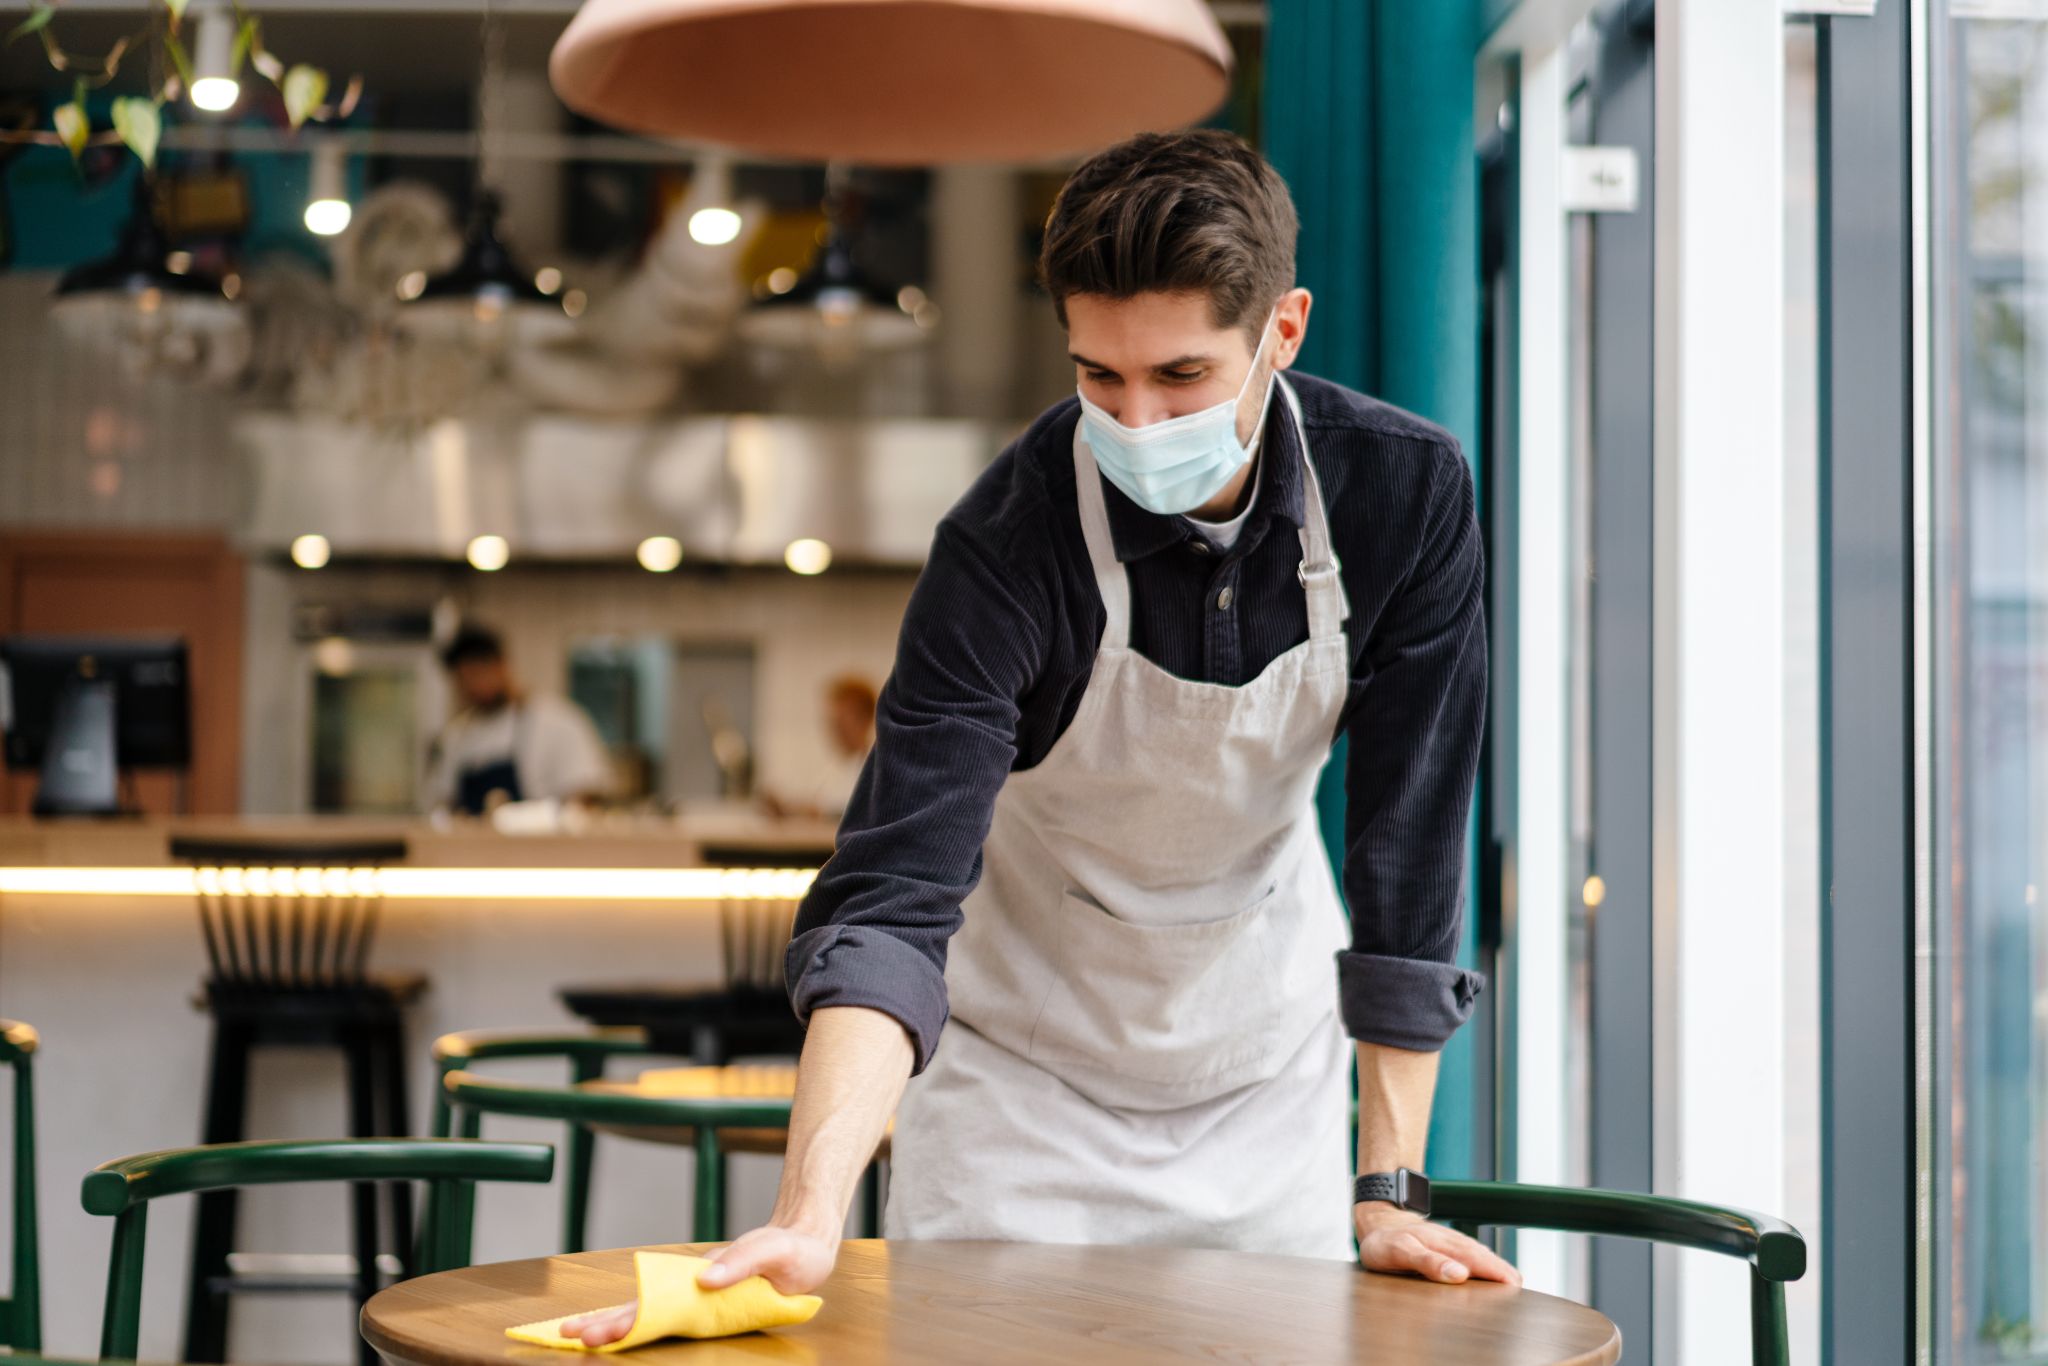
[1068, 352, 1218, 372]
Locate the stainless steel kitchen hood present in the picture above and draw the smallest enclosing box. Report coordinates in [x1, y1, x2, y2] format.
[240, 412, 1006, 568]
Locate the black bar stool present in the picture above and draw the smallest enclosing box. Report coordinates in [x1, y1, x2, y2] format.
[559, 897, 805, 1063]
[170, 837, 424, 1366]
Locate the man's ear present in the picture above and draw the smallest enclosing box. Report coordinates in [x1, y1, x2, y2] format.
[1275, 286, 1313, 370]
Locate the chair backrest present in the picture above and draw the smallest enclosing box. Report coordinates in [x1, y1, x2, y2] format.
[424, 1028, 659, 1255]
[1431, 1180, 1806, 1366]
[82, 1137, 552, 1360]
[0, 1021, 40, 1353]
[427, 1027, 654, 1138]
[442, 1068, 796, 1255]
[170, 838, 407, 989]
[441, 1068, 795, 1133]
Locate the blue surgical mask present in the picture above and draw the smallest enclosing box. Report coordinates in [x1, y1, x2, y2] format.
[1077, 310, 1280, 516]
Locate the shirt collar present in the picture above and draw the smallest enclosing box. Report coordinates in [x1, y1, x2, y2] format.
[1097, 380, 1310, 563]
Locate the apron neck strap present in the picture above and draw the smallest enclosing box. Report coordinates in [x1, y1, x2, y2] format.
[1282, 378, 1350, 641]
[1070, 419, 1133, 649]
[1068, 375, 1348, 651]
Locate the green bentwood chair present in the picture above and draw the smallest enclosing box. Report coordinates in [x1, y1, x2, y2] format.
[1431, 1181, 1807, 1366]
[81, 1138, 554, 1361]
[0, 1021, 41, 1353]
[440, 1068, 803, 1244]
[428, 1027, 663, 1253]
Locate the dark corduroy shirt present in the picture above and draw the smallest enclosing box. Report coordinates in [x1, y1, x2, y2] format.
[785, 371, 1487, 1074]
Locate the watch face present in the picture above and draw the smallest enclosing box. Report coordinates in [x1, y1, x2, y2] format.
[1401, 1170, 1432, 1213]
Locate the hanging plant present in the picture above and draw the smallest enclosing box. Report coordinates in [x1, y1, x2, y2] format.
[0, 0, 362, 167]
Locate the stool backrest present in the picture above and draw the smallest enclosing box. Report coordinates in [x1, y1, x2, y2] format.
[719, 898, 800, 990]
[170, 839, 407, 989]
[0, 1022, 40, 1353]
[82, 1137, 553, 1361]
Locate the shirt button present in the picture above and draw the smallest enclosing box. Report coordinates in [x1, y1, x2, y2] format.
[1216, 586, 1235, 611]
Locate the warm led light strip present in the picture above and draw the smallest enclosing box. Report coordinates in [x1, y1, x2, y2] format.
[0, 866, 819, 901]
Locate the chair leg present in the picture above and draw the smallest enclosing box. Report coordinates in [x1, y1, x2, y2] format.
[100, 1205, 150, 1363]
[563, 1123, 595, 1254]
[860, 1162, 882, 1238]
[345, 1033, 382, 1366]
[1751, 1271, 1790, 1366]
[693, 1129, 725, 1243]
[12, 1055, 41, 1353]
[374, 1015, 416, 1277]
[182, 1018, 249, 1365]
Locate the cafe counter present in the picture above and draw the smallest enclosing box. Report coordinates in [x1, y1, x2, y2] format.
[0, 813, 833, 1362]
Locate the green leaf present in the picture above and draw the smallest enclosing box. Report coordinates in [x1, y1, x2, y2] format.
[250, 46, 282, 83]
[5, 5, 54, 47]
[165, 0, 189, 22]
[281, 63, 326, 129]
[53, 97, 88, 159]
[112, 97, 160, 168]
[165, 31, 195, 91]
[229, 14, 255, 75]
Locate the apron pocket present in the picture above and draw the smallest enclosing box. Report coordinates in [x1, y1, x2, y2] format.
[1026, 885, 1299, 1105]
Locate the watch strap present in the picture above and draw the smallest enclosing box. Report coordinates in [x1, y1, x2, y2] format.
[1354, 1168, 1431, 1216]
[1354, 1172, 1400, 1206]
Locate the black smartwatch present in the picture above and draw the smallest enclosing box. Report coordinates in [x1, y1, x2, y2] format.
[1354, 1168, 1431, 1217]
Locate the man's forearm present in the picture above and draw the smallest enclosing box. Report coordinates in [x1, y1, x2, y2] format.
[1354, 1040, 1440, 1179]
[768, 1005, 915, 1238]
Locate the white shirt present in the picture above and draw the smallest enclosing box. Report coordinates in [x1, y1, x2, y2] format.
[1185, 428, 1266, 551]
[423, 693, 612, 811]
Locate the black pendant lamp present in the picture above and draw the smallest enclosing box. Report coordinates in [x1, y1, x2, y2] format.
[53, 175, 231, 308]
[738, 170, 930, 365]
[408, 189, 557, 323]
[50, 174, 247, 381]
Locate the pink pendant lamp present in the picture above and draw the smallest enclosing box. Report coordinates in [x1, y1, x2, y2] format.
[549, 0, 1234, 165]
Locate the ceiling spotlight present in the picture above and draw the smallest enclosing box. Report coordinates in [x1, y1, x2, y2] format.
[637, 536, 684, 573]
[466, 534, 510, 572]
[689, 207, 742, 247]
[304, 139, 353, 237]
[686, 153, 741, 245]
[784, 538, 832, 576]
[189, 6, 240, 113]
[290, 534, 332, 569]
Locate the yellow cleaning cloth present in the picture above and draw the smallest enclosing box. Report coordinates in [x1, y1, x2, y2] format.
[505, 1251, 822, 1350]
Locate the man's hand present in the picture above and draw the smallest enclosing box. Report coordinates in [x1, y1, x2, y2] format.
[699, 1220, 840, 1294]
[558, 1222, 842, 1346]
[559, 1303, 636, 1348]
[1354, 1203, 1522, 1288]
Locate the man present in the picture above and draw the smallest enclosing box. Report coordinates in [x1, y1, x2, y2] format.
[422, 625, 612, 815]
[568, 129, 1511, 1341]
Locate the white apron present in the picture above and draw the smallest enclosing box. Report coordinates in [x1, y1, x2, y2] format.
[887, 379, 1357, 1260]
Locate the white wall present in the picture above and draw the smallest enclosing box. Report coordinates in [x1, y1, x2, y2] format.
[0, 274, 242, 531]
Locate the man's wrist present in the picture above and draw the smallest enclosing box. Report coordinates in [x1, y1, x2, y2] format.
[1353, 1200, 1427, 1230]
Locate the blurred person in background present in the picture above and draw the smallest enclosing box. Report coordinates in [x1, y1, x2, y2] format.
[423, 624, 613, 815]
[761, 674, 879, 821]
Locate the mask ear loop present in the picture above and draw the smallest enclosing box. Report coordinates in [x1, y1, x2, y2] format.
[1237, 306, 1284, 448]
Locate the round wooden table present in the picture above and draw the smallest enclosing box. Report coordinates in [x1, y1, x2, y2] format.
[362, 1240, 1622, 1366]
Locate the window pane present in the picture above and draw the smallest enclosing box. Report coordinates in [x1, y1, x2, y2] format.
[1931, 9, 2048, 1362]
[1783, 18, 1824, 1366]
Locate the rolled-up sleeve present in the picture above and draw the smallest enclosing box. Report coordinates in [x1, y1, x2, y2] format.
[1336, 439, 1489, 1052]
[785, 519, 1046, 1074]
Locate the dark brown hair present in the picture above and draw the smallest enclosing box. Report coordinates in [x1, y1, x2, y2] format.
[1039, 129, 1298, 341]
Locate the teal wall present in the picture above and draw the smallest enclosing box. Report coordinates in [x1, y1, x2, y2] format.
[1264, 0, 1485, 1180]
